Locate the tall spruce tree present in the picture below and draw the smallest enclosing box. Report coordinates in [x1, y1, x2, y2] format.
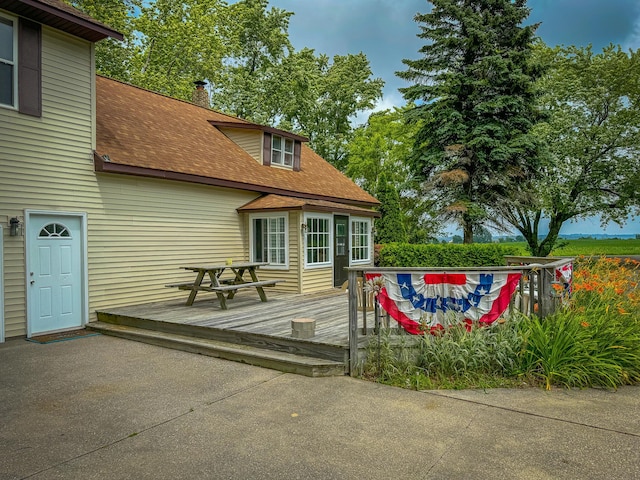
[397, 0, 543, 243]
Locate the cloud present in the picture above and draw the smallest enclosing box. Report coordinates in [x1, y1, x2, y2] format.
[529, 0, 640, 49]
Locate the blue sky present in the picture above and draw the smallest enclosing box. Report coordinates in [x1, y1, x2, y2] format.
[267, 0, 640, 236]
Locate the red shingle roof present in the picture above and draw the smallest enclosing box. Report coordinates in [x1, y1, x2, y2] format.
[95, 76, 379, 207]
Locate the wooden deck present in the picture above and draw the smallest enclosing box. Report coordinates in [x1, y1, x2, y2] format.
[92, 289, 379, 374]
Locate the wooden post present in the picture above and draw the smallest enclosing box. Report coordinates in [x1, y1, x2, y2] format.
[540, 266, 554, 318]
[529, 270, 536, 316]
[348, 269, 359, 376]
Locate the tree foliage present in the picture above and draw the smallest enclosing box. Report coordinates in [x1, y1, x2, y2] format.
[209, 0, 293, 123]
[499, 44, 640, 256]
[67, 0, 383, 170]
[397, 0, 543, 243]
[374, 172, 407, 244]
[346, 107, 439, 243]
[66, 0, 141, 80]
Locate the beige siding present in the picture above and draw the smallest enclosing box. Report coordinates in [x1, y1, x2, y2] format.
[219, 128, 263, 163]
[88, 176, 257, 310]
[0, 26, 262, 338]
[0, 27, 94, 338]
[302, 267, 334, 293]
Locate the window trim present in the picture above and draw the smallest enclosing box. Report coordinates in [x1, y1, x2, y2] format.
[350, 217, 372, 265]
[303, 213, 333, 269]
[249, 212, 289, 270]
[0, 12, 18, 110]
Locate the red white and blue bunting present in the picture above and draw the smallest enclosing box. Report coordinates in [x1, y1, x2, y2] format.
[366, 272, 522, 335]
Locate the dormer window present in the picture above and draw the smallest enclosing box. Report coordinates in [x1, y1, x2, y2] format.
[272, 135, 294, 168]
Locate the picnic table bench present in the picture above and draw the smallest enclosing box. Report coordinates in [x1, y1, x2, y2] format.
[165, 262, 284, 309]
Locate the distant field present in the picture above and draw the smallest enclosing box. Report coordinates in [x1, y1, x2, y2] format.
[550, 238, 640, 256]
[503, 239, 640, 256]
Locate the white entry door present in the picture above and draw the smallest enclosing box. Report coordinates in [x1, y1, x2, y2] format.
[28, 214, 84, 335]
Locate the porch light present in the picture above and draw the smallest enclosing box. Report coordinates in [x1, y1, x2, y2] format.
[9, 217, 22, 237]
[300, 223, 307, 235]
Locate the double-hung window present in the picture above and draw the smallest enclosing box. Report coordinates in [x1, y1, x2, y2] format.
[0, 14, 41, 116]
[251, 214, 287, 268]
[271, 135, 294, 168]
[351, 218, 371, 263]
[305, 215, 331, 267]
[0, 14, 16, 108]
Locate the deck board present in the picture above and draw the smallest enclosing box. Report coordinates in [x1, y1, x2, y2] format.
[96, 289, 373, 348]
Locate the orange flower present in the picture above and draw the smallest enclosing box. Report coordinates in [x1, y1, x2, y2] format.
[581, 321, 590, 328]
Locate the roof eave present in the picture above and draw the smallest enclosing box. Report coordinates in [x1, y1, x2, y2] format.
[238, 204, 380, 217]
[1, 0, 124, 41]
[94, 152, 380, 208]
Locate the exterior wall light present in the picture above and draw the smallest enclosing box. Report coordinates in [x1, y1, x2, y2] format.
[9, 217, 22, 237]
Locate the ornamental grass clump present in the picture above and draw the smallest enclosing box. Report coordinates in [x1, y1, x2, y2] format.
[418, 318, 524, 380]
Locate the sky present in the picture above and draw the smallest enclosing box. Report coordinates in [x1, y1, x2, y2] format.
[266, 0, 640, 236]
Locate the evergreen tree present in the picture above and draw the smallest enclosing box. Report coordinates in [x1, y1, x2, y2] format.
[375, 172, 407, 244]
[397, 0, 543, 243]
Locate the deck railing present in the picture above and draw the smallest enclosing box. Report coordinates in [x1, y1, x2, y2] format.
[346, 256, 574, 375]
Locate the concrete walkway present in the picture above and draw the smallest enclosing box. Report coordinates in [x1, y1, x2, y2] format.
[1, 335, 638, 480]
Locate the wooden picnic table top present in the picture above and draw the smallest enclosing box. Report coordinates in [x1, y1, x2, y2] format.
[181, 262, 269, 271]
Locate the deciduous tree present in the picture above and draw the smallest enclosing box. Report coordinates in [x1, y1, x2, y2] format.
[499, 44, 640, 256]
[346, 107, 438, 243]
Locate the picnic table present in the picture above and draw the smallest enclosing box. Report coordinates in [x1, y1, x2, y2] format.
[166, 262, 283, 309]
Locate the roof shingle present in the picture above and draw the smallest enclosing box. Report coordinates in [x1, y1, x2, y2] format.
[95, 76, 379, 207]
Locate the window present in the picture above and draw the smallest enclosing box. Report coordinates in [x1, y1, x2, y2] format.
[271, 135, 294, 167]
[305, 215, 331, 267]
[39, 223, 71, 238]
[0, 14, 16, 108]
[251, 215, 287, 267]
[351, 218, 371, 263]
[0, 15, 41, 116]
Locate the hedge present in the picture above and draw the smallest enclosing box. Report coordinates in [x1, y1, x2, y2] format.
[377, 243, 526, 268]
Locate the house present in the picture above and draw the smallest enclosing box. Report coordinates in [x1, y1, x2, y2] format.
[0, 0, 379, 342]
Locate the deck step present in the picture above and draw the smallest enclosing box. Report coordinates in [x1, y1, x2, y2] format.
[87, 321, 346, 377]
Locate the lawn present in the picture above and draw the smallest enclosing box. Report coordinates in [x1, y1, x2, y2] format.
[503, 238, 640, 256]
[550, 238, 640, 256]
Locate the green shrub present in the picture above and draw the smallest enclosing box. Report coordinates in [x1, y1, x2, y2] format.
[377, 243, 526, 267]
[516, 307, 640, 390]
